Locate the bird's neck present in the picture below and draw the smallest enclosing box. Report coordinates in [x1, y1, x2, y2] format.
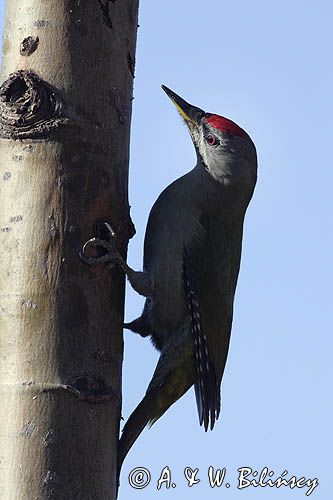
[191, 162, 250, 222]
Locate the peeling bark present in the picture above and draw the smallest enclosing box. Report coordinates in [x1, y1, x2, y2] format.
[0, 1, 138, 499]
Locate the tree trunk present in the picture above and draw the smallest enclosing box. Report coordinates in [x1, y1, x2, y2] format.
[0, 1, 138, 499]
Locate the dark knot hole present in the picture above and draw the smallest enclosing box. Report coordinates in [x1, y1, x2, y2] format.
[5, 77, 30, 104]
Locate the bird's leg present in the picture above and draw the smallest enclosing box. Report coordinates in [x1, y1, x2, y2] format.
[80, 221, 151, 297]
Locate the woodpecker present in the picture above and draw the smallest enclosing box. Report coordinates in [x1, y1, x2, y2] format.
[81, 86, 257, 470]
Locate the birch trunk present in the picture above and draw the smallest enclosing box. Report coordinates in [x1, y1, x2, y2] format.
[0, 1, 138, 498]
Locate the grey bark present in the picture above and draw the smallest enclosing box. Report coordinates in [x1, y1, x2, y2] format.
[0, 1, 138, 499]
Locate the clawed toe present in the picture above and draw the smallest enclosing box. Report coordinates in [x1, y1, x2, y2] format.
[79, 221, 118, 267]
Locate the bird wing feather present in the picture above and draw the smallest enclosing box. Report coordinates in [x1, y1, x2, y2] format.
[186, 214, 244, 428]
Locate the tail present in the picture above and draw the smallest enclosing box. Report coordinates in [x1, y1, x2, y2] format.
[118, 384, 190, 474]
[118, 391, 157, 473]
[118, 327, 195, 474]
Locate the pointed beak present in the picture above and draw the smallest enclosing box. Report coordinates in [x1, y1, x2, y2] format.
[161, 85, 205, 128]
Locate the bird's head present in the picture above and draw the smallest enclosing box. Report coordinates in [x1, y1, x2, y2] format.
[162, 85, 257, 191]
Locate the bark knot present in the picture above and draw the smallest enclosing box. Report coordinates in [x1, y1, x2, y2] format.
[20, 36, 39, 56]
[0, 70, 68, 139]
[64, 373, 115, 403]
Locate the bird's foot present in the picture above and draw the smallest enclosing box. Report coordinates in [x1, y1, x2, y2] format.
[79, 221, 122, 269]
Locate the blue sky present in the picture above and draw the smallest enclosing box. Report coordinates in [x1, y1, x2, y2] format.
[1, 1, 332, 498]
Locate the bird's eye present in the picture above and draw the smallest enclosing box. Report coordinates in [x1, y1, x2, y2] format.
[205, 133, 219, 146]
